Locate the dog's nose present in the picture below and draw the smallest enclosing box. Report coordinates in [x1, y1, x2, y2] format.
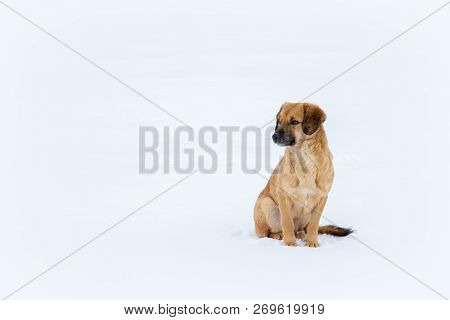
[272, 132, 279, 143]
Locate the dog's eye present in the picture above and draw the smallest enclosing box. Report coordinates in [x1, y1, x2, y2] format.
[290, 120, 299, 125]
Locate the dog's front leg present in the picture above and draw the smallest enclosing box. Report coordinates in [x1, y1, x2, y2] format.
[305, 196, 327, 248]
[279, 199, 297, 247]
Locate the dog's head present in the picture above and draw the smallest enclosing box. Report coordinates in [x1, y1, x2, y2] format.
[272, 102, 326, 146]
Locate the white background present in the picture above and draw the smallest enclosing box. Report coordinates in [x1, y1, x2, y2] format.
[0, 0, 449, 299]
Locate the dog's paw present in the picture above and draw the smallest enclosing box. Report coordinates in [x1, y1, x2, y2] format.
[296, 230, 306, 241]
[305, 239, 320, 248]
[268, 232, 283, 240]
[283, 238, 298, 247]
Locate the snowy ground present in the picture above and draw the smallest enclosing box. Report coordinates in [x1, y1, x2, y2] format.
[1, 0, 449, 299]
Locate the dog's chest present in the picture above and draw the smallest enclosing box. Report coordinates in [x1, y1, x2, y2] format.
[284, 151, 330, 212]
[295, 153, 318, 189]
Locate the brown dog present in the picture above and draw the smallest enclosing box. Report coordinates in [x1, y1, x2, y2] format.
[254, 102, 352, 247]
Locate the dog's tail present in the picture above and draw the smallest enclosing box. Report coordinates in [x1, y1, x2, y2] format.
[318, 225, 353, 237]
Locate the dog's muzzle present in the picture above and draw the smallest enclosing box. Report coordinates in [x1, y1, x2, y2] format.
[272, 130, 295, 146]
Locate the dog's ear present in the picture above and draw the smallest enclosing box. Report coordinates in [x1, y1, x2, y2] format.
[302, 103, 326, 135]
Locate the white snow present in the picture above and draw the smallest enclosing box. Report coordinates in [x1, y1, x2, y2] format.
[0, 0, 449, 299]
